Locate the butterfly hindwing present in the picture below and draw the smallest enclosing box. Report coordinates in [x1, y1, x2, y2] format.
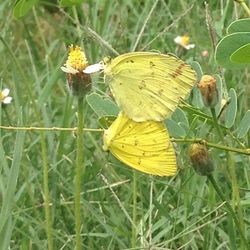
[103, 112, 177, 176]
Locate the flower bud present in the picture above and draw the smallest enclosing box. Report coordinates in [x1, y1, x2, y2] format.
[61, 45, 91, 97]
[198, 75, 218, 108]
[189, 143, 214, 176]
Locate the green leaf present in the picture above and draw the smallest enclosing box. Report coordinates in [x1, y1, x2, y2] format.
[215, 32, 250, 69]
[98, 115, 117, 129]
[191, 61, 203, 81]
[171, 107, 189, 131]
[165, 119, 186, 138]
[237, 110, 250, 138]
[224, 88, 237, 128]
[230, 43, 250, 63]
[0, 130, 25, 233]
[214, 74, 223, 116]
[13, 0, 39, 19]
[227, 18, 250, 34]
[59, 0, 84, 7]
[191, 87, 204, 109]
[86, 92, 119, 118]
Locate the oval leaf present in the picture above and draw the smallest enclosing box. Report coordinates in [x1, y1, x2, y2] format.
[171, 107, 189, 129]
[237, 110, 250, 138]
[165, 119, 186, 138]
[214, 74, 223, 116]
[86, 93, 119, 118]
[227, 18, 250, 34]
[230, 43, 250, 63]
[13, 0, 38, 19]
[215, 32, 250, 69]
[224, 88, 237, 128]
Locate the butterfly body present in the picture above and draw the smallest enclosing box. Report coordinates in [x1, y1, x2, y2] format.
[103, 112, 177, 176]
[103, 52, 197, 122]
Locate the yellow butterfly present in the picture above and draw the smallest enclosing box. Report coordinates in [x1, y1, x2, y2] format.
[102, 52, 197, 122]
[103, 112, 177, 176]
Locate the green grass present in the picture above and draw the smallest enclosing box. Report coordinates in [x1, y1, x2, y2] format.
[0, 0, 250, 249]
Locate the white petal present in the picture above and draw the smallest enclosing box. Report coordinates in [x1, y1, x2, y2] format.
[61, 66, 79, 74]
[184, 44, 195, 50]
[174, 36, 182, 44]
[83, 63, 103, 74]
[2, 88, 10, 97]
[3, 96, 12, 104]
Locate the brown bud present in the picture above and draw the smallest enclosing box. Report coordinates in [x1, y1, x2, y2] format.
[66, 72, 91, 97]
[189, 143, 214, 176]
[198, 75, 218, 108]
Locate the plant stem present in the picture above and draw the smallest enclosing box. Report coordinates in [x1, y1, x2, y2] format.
[207, 175, 248, 248]
[75, 96, 85, 250]
[131, 171, 137, 247]
[210, 107, 224, 142]
[239, 1, 250, 17]
[41, 131, 53, 250]
[172, 138, 250, 155]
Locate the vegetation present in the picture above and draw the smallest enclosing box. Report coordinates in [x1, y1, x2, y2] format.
[0, 0, 249, 249]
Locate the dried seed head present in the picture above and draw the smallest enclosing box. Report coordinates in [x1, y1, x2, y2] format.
[189, 143, 214, 176]
[198, 75, 218, 108]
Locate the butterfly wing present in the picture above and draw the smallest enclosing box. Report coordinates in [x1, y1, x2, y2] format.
[103, 112, 177, 176]
[104, 52, 196, 122]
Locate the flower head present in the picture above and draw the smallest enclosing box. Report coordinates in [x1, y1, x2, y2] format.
[61, 45, 88, 74]
[61, 45, 91, 96]
[0, 88, 12, 104]
[198, 75, 218, 108]
[189, 143, 214, 176]
[174, 35, 195, 50]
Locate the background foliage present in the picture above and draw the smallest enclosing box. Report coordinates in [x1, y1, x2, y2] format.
[0, 0, 249, 249]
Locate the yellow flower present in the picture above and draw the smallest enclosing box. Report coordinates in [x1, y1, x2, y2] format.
[61, 45, 88, 74]
[61, 45, 92, 96]
[0, 88, 12, 104]
[174, 35, 195, 50]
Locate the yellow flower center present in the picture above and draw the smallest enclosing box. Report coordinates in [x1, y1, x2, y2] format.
[65, 45, 88, 71]
[0, 91, 4, 101]
[180, 35, 190, 46]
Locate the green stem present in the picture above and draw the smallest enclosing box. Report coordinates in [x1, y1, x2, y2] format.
[131, 171, 137, 247]
[41, 131, 53, 250]
[210, 108, 224, 142]
[75, 96, 85, 250]
[207, 175, 248, 248]
[172, 138, 249, 155]
[227, 152, 246, 249]
[239, 2, 250, 17]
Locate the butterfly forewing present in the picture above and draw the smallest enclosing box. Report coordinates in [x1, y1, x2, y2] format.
[104, 52, 197, 122]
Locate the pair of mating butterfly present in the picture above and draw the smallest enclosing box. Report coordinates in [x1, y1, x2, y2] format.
[85, 52, 196, 176]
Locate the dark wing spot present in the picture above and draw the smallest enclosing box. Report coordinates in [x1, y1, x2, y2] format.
[138, 80, 146, 89]
[149, 61, 156, 68]
[138, 158, 141, 165]
[169, 63, 186, 78]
